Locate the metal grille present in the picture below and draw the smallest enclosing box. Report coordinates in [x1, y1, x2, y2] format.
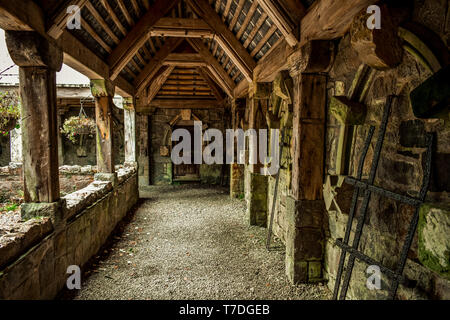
[332, 95, 434, 300]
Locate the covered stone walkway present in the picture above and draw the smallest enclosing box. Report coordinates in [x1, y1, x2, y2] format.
[63, 185, 330, 300]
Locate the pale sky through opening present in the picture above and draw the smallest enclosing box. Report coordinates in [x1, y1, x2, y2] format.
[0, 29, 89, 85]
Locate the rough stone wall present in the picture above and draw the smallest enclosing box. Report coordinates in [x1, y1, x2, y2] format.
[149, 108, 226, 185]
[0, 168, 138, 299]
[323, 2, 450, 299]
[137, 114, 150, 187]
[267, 168, 290, 244]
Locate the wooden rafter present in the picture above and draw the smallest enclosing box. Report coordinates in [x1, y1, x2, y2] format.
[84, 1, 120, 44]
[257, 0, 305, 47]
[187, 0, 256, 81]
[81, 17, 112, 53]
[117, 0, 134, 27]
[59, 30, 135, 97]
[250, 23, 277, 57]
[146, 65, 175, 103]
[222, 0, 232, 23]
[188, 38, 235, 97]
[130, 0, 141, 17]
[99, 0, 127, 36]
[197, 66, 226, 100]
[134, 37, 183, 93]
[236, 0, 259, 39]
[229, 0, 246, 31]
[243, 11, 268, 48]
[108, 0, 180, 80]
[47, 0, 87, 39]
[150, 99, 223, 108]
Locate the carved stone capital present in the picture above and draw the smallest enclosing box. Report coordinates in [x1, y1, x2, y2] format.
[90, 79, 115, 98]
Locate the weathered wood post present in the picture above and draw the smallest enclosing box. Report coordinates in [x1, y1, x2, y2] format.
[123, 97, 138, 168]
[90, 79, 117, 183]
[245, 82, 271, 227]
[286, 40, 334, 283]
[5, 31, 62, 207]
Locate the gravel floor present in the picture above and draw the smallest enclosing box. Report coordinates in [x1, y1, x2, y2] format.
[63, 184, 331, 300]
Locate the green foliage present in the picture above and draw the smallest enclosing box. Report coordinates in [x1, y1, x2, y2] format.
[0, 91, 21, 136]
[238, 193, 245, 200]
[61, 115, 96, 144]
[0, 202, 19, 213]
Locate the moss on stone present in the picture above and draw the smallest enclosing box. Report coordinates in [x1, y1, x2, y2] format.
[418, 203, 450, 279]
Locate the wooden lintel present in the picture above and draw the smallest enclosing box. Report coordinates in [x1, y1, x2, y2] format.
[150, 17, 213, 38]
[0, 0, 45, 33]
[163, 53, 206, 67]
[150, 99, 222, 108]
[59, 30, 135, 97]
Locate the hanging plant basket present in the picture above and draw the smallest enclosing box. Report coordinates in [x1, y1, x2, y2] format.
[61, 116, 96, 144]
[0, 91, 21, 136]
[1, 117, 18, 132]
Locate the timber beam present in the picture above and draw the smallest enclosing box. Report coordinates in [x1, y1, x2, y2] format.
[187, 0, 256, 81]
[257, 0, 305, 47]
[134, 38, 184, 94]
[108, 0, 180, 80]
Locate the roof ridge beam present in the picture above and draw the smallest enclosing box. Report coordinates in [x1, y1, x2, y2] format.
[108, 0, 180, 80]
[186, 0, 256, 81]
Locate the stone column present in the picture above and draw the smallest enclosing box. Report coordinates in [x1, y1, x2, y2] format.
[123, 97, 138, 168]
[230, 99, 245, 198]
[90, 79, 117, 183]
[9, 126, 22, 166]
[286, 41, 334, 283]
[6, 31, 62, 206]
[245, 83, 271, 227]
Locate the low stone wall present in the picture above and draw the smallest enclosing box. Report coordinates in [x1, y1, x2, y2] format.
[0, 167, 138, 299]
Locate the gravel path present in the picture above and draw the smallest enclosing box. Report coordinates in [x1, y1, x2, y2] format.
[64, 185, 331, 300]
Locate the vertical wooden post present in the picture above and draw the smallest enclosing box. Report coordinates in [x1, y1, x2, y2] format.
[123, 97, 138, 166]
[90, 79, 116, 174]
[6, 31, 62, 203]
[286, 40, 334, 283]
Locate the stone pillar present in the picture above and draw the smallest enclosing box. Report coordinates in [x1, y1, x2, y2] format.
[286, 41, 334, 283]
[9, 126, 22, 166]
[245, 83, 271, 227]
[6, 31, 62, 205]
[90, 79, 116, 183]
[123, 97, 138, 167]
[137, 113, 150, 186]
[230, 99, 245, 198]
